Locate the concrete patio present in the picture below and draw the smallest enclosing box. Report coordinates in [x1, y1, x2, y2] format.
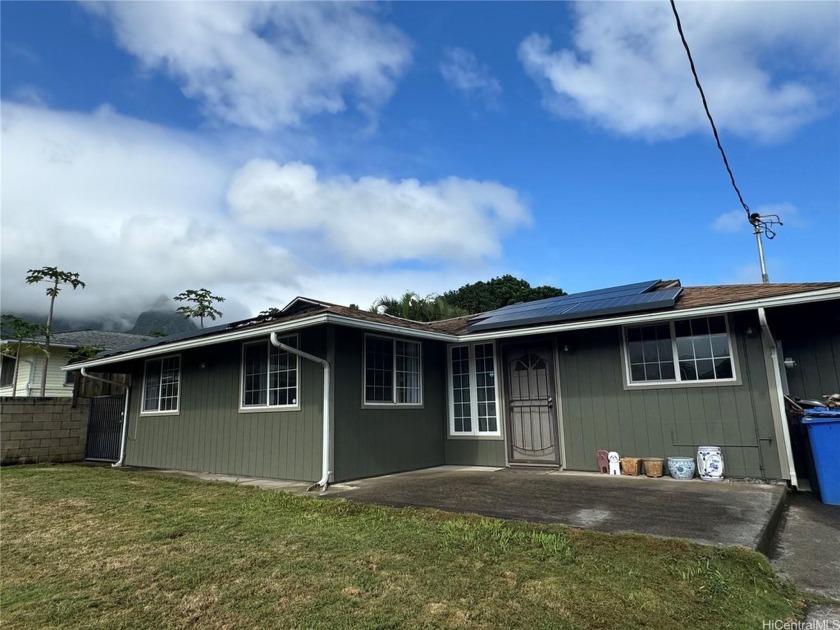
[326, 466, 788, 552]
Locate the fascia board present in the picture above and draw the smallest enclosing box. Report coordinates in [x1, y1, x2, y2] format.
[63, 315, 333, 371]
[321, 314, 458, 342]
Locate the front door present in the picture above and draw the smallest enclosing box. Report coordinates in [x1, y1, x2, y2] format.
[504, 344, 560, 465]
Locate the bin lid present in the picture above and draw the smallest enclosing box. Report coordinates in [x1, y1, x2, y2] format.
[802, 409, 840, 424]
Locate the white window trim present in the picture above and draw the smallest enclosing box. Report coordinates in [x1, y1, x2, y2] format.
[447, 341, 502, 437]
[140, 354, 181, 415]
[362, 333, 424, 407]
[621, 315, 741, 389]
[239, 334, 301, 413]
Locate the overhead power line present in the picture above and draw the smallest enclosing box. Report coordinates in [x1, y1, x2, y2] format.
[669, 0, 782, 284]
[668, 0, 751, 220]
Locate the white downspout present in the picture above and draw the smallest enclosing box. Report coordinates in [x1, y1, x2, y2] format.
[25, 357, 35, 397]
[757, 308, 798, 488]
[270, 332, 332, 492]
[80, 368, 131, 468]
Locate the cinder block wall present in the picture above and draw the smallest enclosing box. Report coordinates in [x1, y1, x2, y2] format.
[0, 398, 90, 464]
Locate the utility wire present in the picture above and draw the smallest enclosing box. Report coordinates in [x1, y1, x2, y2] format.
[669, 0, 752, 221]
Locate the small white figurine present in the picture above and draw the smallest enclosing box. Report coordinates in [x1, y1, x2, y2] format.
[608, 451, 621, 476]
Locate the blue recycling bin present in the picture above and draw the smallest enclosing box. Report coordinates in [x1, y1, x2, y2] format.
[802, 409, 840, 506]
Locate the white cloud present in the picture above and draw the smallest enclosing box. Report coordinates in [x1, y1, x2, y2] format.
[519, 2, 839, 142]
[227, 159, 531, 265]
[440, 47, 501, 107]
[0, 102, 295, 322]
[8, 84, 49, 107]
[1, 103, 530, 324]
[296, 268, 492, 312]
[712, 209, 751, 234]
[713, 203, 802, 233]
[82, 1, 412, 131]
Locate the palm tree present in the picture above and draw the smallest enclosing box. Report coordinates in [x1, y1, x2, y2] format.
[24, 266, 86, 396]
[370, 292, 466, 322]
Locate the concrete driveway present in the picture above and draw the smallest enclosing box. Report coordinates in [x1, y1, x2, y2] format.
[328, 466, 787, 552]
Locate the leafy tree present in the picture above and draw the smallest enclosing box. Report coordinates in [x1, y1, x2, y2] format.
[258, 307, 283, 318]
[442, 275, 565, 314]
[67, 345, 105, 363]
[148, 330, 169, 338]
[0, 314, 47, 398]
[173, 288, 225, 329]
[25, 266, 86, 396]
[370, 292, 466, 322]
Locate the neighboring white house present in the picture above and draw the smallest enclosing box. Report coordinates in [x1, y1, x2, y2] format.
[0, 331, 149, 398]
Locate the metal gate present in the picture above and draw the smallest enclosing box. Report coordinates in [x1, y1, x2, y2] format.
[85, 395, 124, 462]
[504, 344, 560, 465]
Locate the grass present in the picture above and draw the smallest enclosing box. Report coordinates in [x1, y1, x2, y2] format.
[1, 465, 801, 629]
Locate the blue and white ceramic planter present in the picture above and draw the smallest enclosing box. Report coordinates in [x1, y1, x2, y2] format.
[697, 446, 724, 481]
[667, 456, 696, 480]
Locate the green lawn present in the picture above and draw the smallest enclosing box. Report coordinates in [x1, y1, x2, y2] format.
[1, 465, 801, 629]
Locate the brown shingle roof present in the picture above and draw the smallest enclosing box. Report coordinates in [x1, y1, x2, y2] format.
[674, 283, 840, 310]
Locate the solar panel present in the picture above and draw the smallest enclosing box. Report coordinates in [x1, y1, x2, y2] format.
[467, 285, 681, 333]
[484, 280, 661, 317]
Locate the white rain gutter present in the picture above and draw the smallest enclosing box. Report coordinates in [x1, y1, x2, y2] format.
[81, 367, 130, 468]
[756, 308, 798, 488]
[25, 357, 35, 396]
[270, 332, 332, 492]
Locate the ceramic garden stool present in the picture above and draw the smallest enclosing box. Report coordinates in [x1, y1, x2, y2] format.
[697, 446, 724, 481]
[667, 456, 696, 480]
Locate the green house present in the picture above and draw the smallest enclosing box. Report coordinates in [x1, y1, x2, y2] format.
[66, 280, 840, 489]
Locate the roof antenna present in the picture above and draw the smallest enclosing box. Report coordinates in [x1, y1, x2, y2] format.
[749, 213, 783, 284]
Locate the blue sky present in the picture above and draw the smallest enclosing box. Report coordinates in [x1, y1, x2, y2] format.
[2, 1, 838, 324]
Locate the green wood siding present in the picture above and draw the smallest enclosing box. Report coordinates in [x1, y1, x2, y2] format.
[445, 439, 506, 466]
[556, 312, 782, 479]
[769, 301, 840, 400]
[124, 328, 326, 481]
[332, 326, 446, 481]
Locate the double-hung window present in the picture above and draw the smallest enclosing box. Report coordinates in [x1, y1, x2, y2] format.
[142, 356, 180, 413]
[241, 335, 298, 410]
[449, 343, 500, 436]
[624, 315, 736, 385]
[0, 355, 15, 388]
[364, 335, 422, 405]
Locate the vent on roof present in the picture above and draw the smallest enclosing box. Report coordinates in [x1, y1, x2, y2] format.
[467, 280, 682, 332]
